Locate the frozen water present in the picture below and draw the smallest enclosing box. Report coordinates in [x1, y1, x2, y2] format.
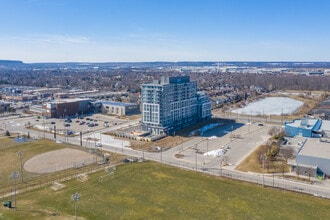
[232, 97, 303, 116]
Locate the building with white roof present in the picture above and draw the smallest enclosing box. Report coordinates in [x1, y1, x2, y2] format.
[290, 138, 330, 178]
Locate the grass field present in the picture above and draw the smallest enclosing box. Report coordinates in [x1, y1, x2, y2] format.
[0, 137, 68, 188]
[1, 162, 329, 219]
[0, 137, 123, 198]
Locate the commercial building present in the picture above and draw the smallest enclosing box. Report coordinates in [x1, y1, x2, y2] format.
[284, 118, 330, 138]
[0, 101, 10, 112]
[284, 118, 321, 138]
[141, 76, 211, 135]
[29, 98, 92, 118]
[100, 101, 140, 116]
[290, 138, 330, 178]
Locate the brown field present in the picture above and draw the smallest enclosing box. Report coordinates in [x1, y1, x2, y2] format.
[236, 145, 290, 174]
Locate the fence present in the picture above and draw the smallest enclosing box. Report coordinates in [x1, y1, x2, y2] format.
[104, 145, 330, 199]
[0, 163, 108, 200]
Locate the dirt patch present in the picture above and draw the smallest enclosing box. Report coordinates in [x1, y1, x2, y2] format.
[24, 148, 95, 173]
[175, 154, 184, 158]
[128, 118, 225, 151]
[50, 182, 65, 191]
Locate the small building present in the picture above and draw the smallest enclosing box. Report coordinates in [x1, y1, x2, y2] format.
[100, 101, 140, 116]
[284, 118, 321, 138]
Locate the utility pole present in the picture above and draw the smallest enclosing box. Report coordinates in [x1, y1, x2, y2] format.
[16, 151, 24, 182]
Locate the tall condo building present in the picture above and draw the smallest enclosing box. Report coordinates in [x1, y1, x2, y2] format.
[141, 76, 211, 135]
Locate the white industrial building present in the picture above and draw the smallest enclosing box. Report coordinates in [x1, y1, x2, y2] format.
[290, 138, 330, 178]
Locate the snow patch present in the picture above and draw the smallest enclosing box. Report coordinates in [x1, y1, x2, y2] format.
[204, 148, 226, 157]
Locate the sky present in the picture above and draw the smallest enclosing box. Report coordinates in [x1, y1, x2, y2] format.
[0, 0, 330, 63]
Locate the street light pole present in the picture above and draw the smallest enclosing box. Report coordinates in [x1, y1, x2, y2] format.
[160, 147, 162, 163]
[12, 171, 19, 211]
[195, 144, 197, 171]
[54, 125, 56, 140]
[17, 151, 24, 182]
[43, 117, 45, 139]
[80, 131, 82, 147]
[262, 155, 265, 187]
[121, 140, 124, 153]
[71, 192, 81, 220]
[207, 138, 209, 153]
[220, 158, 223, 176]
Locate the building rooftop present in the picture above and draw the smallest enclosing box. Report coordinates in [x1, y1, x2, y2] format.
[285, 118, 320, 130]
[298, 138, 330, 159]
[142, 76, 192, 86]
[320, 120, 330, 131]
[49, 98, 91, 104]
[101, 101, 137, 107]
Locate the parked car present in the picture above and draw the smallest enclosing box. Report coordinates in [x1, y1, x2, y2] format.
[65, 118, 72, 123]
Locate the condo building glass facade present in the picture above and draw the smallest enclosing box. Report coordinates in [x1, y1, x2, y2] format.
[141, 76, 211, 135]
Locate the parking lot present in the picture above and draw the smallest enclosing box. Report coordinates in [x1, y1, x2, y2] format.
[0, 113, 138, 138]
[40, 114, 131, 135]
[173, 121, 271, 171]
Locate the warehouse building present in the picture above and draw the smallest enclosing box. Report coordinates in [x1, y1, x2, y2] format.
[290, 138, 330, 178]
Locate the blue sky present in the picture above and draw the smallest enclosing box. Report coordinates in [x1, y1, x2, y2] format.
[0, 0, 330, 62]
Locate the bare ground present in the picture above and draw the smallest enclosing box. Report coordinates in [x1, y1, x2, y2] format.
[24, 148, 96, 173]
[128, 118, 226, 151]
